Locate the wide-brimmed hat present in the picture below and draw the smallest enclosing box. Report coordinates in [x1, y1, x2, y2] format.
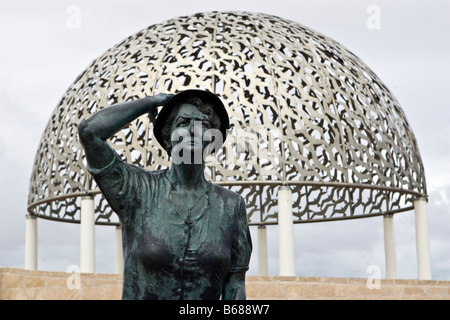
[153, 89, 230, 153]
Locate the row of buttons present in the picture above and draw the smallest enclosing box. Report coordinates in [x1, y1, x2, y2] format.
[178, 218, 194, 298]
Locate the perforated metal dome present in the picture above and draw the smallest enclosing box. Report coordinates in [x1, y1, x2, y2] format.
[28, 11, 426, 226]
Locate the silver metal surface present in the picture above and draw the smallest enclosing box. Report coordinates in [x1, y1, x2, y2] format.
[28, 11, 426, 225]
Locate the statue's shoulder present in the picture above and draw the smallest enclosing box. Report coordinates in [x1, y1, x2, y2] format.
[210, 183, 245, 205]
[145, 168, 172, 185]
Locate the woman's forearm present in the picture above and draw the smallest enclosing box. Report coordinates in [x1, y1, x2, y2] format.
[78, 93, 172, 169]
[222, 272, 246, 300]
[79, 95, 165, 140]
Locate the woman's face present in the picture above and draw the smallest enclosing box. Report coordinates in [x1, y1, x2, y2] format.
[170, 104, 212, 164]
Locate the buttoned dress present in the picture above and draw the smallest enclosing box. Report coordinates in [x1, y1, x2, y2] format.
[88, 153, 252, 300]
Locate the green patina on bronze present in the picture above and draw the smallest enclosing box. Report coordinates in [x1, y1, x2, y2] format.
[78, 90, 252, 300]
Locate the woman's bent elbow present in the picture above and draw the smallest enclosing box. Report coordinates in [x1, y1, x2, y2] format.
[77, 120, 96, 145]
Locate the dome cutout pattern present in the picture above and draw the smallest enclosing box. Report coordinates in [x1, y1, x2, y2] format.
[28, 11, 426, 225]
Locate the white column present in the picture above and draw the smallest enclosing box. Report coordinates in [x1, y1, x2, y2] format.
[278, 186, 296, 276]
[115, 225, 124, 274]
[383, 214, 397, 279]
[414, 197, 432, 280]
[80, 196, 95, 273]
[24, 214, 38, 270]
[257, 225, 269, 276]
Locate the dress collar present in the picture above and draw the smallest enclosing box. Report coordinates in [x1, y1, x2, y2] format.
[163, 169, 212, 222]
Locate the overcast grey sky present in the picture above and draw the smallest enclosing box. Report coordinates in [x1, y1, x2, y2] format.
[0, 0, 449, 280]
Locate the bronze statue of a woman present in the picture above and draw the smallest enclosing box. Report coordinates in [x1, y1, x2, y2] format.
[78, 89, 252, 300]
